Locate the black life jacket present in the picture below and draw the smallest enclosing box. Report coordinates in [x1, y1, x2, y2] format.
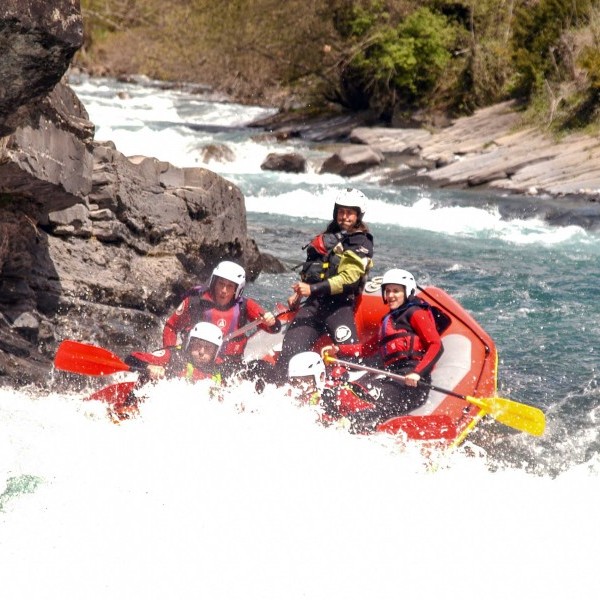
[299, 232, 345, 284]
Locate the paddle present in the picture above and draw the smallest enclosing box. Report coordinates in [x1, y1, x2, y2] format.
[222, 307, 293, 342]
[54, 340, 133, 377]
[55, 306, 296, 378]
[323, 355, 546, 437]
[86, 381, 137, 404]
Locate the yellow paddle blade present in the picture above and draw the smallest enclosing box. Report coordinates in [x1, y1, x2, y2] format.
[322, 354, 546, 437]
[466, 395, 546, 437]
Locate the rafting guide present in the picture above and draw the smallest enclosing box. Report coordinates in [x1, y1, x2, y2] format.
[274, 188, 374, 383]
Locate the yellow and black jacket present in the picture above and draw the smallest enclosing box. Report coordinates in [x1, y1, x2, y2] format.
[300, 228, 374, 299]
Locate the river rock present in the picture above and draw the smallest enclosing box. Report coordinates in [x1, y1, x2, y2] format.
[320, 145, 385, 176]
[261, 152, 307, 173]
[350, 102, 600, 207]
[350, 126, 432, 155]
[0, 0, 83, 137]
[200, 143, 236, 163]
[250, 108, 378, 142]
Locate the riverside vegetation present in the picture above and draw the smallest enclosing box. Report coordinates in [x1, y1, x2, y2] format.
[77, 0, 600, 134]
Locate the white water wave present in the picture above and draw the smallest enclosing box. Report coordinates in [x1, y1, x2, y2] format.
[74, 76, 276, 128]
[72, 77, 600, 247]
[246, 190, 597, 247]
[1, 382, 599, 599]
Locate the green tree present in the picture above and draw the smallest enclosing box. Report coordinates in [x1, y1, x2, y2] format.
[330, 6, 456, 118]
[430, 0, 517, 111]
[511, 0, 594, 98]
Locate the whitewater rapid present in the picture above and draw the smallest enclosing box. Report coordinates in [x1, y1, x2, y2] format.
[1, 382, 599, 599]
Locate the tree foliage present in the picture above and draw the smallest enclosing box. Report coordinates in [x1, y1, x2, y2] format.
[77, 0, 600, 130]
[511, 0, 594, 97]
[332, 7, 455, 116]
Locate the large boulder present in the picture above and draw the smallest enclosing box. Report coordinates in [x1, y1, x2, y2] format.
[1, 82, 95, 210]
[320, 145, 385, 176]
[261, 152, 307, 173]
[0, 86, 270, 385]
[0, 1, 282, 387]
[0, 0, 83, 136]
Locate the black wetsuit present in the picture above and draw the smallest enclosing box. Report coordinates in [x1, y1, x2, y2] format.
[275, 224, 374, 382]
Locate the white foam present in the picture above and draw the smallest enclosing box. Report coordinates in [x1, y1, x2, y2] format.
[1, 384, 599, 599]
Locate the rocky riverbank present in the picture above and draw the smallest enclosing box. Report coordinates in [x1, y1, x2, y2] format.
[0, 1, 280, 386]
[253, 101, 600, 230]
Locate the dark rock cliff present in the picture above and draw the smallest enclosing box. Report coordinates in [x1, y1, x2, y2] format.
[0, 2, 276, 386]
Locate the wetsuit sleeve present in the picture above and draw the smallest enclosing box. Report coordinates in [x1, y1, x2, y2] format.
[409, 309, 444, 375]
[163, 298, 192, 346]
[245, 298, 282, 333]
[125, 348, 173, 370]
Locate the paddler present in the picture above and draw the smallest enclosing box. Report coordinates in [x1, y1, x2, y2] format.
[126, 321, 225, 385]
[286, 351, 348, 427]
[274, 188, 374, 382]
[321, 268, 444, 433]
[287, 351, 327, 405]
[162, 260, 281, 377]
[109, 321, 226, 421]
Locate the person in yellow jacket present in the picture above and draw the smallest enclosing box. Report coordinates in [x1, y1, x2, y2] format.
[110, 322, 225, 421]
[274, 188, 374, 383]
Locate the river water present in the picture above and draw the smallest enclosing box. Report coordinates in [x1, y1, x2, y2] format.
[1, 75, 598, 599]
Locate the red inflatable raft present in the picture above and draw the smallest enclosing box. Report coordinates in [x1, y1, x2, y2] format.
[245, 278, 498, 446]
[56, 278, 544, 441]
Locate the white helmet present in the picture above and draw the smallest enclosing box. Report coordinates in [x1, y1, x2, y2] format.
[381, 268, 416, 301]
[186, 321, 223, 352]
[209, 260, 246, 299]
[288, 351, 326, 392]
[333, 188, 367, 221]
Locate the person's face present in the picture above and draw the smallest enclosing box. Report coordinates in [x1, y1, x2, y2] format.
[384, 283, 406, 310]
[289, 375, 318, 401]
[213, 277, 237, 306]
[336, 206, 359, 230]
[187, 338, 218, 367]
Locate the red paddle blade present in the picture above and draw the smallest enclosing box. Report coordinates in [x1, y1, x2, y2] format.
[54, 340, 131, 377]
[86, 381, 137, 404]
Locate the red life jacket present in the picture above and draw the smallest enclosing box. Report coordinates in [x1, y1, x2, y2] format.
[188, 291, 246, 356]
[201, 301, 242, 336]
[378, 301, 429, 369]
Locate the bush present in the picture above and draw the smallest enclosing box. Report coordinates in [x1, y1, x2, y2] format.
[335, 7, 456, 117]
[511, 0, 594, 98]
